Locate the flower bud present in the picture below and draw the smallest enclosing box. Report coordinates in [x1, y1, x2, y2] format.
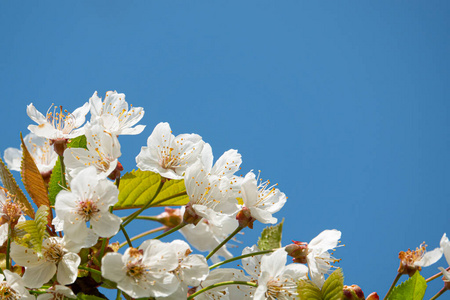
[183, 204, 202, 225]
[236, 207, 255, 229]
[365, 292, 380, 300]
[285, 240, 308, 264]
[156, 207, 182, 228]
[342, 285, 365, 300]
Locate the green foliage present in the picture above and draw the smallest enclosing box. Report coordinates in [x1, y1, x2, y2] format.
[257, 219, 284, 250]
[0, 157, 34, 218]
[297, 269, 344, 300]
[322, 268, 344, 300]
[48, 157, 63, 206]
[68, 135, 88, 149]
[388, 272, 427, 300]
[115, 170, 189, 209]
[13, 205, 49, 253]
[297, 280, 322, 300]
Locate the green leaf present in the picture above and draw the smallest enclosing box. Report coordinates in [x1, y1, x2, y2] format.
[0, 157, 34, 219]
[257, 219, 284, 251]
[48, 157, 63, 206]
[115, 170, 189, 210]
[20, 133, 50, 214]
[322, 268, 344, 300]
[297, 279, 322, 300]
[388, 271, 427, 300]
[68, 135, 87, 149]
[13, 205, 49, 253]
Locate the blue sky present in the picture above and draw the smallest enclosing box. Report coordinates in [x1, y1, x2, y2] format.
[1, 1, 449, 298]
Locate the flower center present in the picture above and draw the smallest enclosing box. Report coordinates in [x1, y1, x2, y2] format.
[46, 105, 76, 134]
[0, 283, 19, 300]
[159, 147, 180, 170]
[43, 241, 65, 263]
[126, 248, 150, 283]
[266, 278, 296, 299]
[77, 199, 99, 221]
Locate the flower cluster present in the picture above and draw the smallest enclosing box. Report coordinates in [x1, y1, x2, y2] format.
[0, 90, 446, 300]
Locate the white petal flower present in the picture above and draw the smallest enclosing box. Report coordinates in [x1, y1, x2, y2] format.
[37, 285, 77, 299]
[240, 171, 286, 225]
[55, 167, 121, 243]
[437, 233, 450, 281]
[157, 240, 209, 300]
[27, 102, 90, 140]
[90, 91, 145, 136]
[10, 237, 81, 288]
[64, 123, 121, 178]
[184, 159, 240, 226]
[255, 248, 308, 300]
[180, 212, 238, 263]
[195, 268, 251, 300]
[0, 270, 34, 300]
[136, 122, 204, 179]
[102, 239, 179, 298]
[4, 132, 57, 174]
[306, 229, 342, 288]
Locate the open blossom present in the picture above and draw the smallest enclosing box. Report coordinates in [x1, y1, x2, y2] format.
[183, 159, 240, 227]
[136, 122, 204, 180]
[27, 102, 90, 141]
[3, 132, 57, 175]
[180, 211, 238, 263]
[0, 269, 34, 300]
[0, 187, 25, 245]
[255, 248, 308, 300]
[10, 237, 80, 288]
[238, 171, 286, 228]
[195, 268, 251, 300]
[435, 233, 450, 281]
[157, 240, 209, 300]
[55, 167, 121, 243]
[37, 285, 77, 300]
[89, 91, 145, 136]
[102, 239, 179, 298]
[397, 238, 443, 276]
[64, 123, 121, 178]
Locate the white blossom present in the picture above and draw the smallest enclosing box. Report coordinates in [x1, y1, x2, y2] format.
[180, 211, 238, 263]
[37, 285, 77, 300]
[240, 171, 286, 225]
[437, 233, 450, 281]
[55, 166, 121, 244]
[4, 133, 57, 174]
[27, 102, 90, 141]
[306, 229, 342, 288]
[10, 237, 80, 288]
[89, 91, 145, 136]
[0, 269, 34, 300]
[136, 122, 204, 179]
[254, 248, 308, 300]
[157, 240, 209, 300]
[195, 268, 251, 300]
[102, 239, 179, 298]
[64, 123, 121, 179]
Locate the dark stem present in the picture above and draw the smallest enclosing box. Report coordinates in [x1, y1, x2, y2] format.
[383, 272, 402, 300]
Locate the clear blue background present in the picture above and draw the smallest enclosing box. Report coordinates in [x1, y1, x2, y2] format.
[1, 1, 449, 298]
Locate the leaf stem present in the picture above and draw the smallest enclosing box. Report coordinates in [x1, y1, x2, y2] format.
[206, 226, 243, 261]
[383, 272, 402, 300]
[120, 224, 133, 248]
[5, 224, 11, 270]
[153, 222, 186, 240]
[430, 287, 448, 300]
[78, 265, 102, 277]
[187, 281, 258, 299]
[122, 180, 165, 227]
[119, 226, 166, 249]
[426, 267, 450, 283]
[58, 155, 67, 188]
[209, 249, 275, 270]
